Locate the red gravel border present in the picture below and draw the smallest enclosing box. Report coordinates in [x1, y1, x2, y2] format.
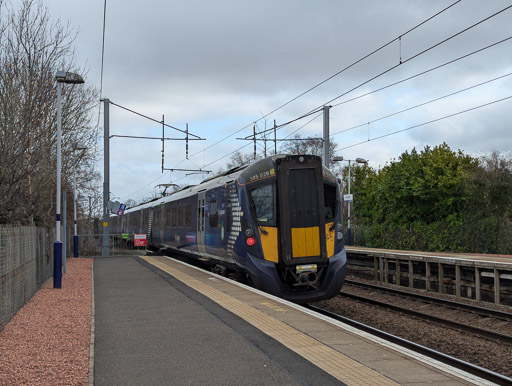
[0, 258, 93, 386]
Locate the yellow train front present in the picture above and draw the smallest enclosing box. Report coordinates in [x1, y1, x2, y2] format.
[236, 154, 346, 303]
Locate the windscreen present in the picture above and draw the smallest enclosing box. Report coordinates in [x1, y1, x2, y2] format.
[249, 183, 275, 225]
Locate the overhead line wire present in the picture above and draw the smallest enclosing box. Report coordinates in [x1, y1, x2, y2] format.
[109, 101, 202, 138]
[250, 0, 463, 123]
[243, 35, 512, 140]
[331, 71, 512, 136]
[331, 37, 512, 109]
[338, 95, 512, 151]
[282, 112, 324, 140]
[321, 5, 512, 109]
[247, 108, 323, 138]
[169, 0, 461, 169]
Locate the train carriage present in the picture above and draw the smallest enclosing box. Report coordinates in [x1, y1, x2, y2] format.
[113, 154, 346, 303]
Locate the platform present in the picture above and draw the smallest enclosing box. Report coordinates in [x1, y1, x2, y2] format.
[93, 255, 492, 385]
[346, 246, 512, 305]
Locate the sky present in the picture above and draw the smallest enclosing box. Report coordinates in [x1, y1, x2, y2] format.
[45, 0, 512, 204]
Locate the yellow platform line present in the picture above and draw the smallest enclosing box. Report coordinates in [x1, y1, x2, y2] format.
[142, 256, 398, 386]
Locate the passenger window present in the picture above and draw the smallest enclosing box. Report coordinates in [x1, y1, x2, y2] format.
[185, 205, 192, 228]
[324, 184, 336, 221]
[178, 206, 184, 227]
[166, 208, 172, 227]
[171, 207, 177, 227]
[250, 184, 275, 225]
[153, 207, 161, 228]
[209, 200, 218, 227]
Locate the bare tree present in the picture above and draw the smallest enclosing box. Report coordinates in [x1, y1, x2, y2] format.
[0, 0, 99, 226]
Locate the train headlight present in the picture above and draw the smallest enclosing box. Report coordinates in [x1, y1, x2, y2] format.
[337, 232, 343, 240]
[246, 237, 256, 246]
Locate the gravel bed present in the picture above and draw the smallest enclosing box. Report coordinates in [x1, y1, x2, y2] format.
[0, 258, 93, 386]
[313, 277, 512, 377]
[342, 283, 512, 336]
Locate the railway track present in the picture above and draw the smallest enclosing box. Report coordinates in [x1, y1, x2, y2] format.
[307, 304, 512, 385]
[341, 279, 512, 344]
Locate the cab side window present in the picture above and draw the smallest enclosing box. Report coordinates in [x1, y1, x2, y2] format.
[324, 184, 336, 221]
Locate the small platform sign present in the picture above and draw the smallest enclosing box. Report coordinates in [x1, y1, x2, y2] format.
[134, 233, 147, 247]
[343, 194, 353, 203]
[117, 204, 126, 216]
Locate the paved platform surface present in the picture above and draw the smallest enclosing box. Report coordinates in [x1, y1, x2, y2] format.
[93, 256, 341, 385]
[93, 255, 490, 385]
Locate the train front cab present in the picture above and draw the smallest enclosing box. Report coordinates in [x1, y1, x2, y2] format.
[243, 155, 347, 304]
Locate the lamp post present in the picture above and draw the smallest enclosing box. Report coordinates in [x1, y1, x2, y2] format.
[54, 71, 84, 289]
[332, 156, 368, 246]
[72, 142, 87, 257]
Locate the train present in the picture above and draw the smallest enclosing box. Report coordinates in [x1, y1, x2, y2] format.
[110, 154, 347, 304]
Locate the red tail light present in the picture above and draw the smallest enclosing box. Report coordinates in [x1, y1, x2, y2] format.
[246, 237, 256, 246]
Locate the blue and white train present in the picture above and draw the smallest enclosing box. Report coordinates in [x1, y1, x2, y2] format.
[111, 154, 347, 304]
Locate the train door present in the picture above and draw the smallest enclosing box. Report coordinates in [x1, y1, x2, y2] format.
[277, 157, 327, 264]
[197, 191, 206, 255]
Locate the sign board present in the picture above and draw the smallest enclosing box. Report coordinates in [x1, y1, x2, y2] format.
[134, 233, 147, 247]
[121, 233, 129, 239]
[343, 194, 353, 203]
[108, 201, 127, 215]
[117, 204, 126, 216]
[108, 200, 120, 213]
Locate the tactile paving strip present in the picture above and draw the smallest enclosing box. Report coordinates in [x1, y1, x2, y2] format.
[143, 256, 398, 385]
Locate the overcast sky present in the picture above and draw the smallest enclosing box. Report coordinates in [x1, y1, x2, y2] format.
[46, 0, 512, 203]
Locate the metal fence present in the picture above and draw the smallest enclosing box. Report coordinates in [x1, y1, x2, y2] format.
[0, 225, 53, 331]
[77, 234, 147, 257]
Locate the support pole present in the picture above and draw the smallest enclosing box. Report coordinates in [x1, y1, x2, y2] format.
[63, 189, 67, 274]
[408, 259, 413, 288]
[161, 115, 164, 172]
[53, 81, 62, 288]
[253, 125, 256, 160]
[395, 258, 400, 286]
[439, 263, 444, 293]
[456, 265, 461, 298]
[73, 167, 79, 257]
[322, 106, 330, 167]
[494, 268, 501, 305]
[475, 267, 481, 301]
[347, 160, 351, 245]
[274, 120, 277, 154]
[426, 262, 431, 291]
[102, 98, 110, 257]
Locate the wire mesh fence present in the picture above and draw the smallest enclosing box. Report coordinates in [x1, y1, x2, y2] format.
[77, 234, 147, 257]
[0, 225, 53, 331]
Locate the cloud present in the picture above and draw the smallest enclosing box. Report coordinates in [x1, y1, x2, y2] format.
[46, 0, 512, 199]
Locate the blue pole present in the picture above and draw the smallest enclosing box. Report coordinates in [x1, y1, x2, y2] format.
[74, 234, 79, 257]
[53, 241, 62, 288]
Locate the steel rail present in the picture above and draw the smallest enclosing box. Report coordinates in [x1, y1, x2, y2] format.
[338, 291, 512, 345]
[306, 304, 512, 386]
[345, 279, 512, 321]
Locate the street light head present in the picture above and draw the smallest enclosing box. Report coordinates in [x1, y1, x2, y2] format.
[355, 158, 368, 164]
[332, 156, 344, 162]
[55, 70, 85, 84]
